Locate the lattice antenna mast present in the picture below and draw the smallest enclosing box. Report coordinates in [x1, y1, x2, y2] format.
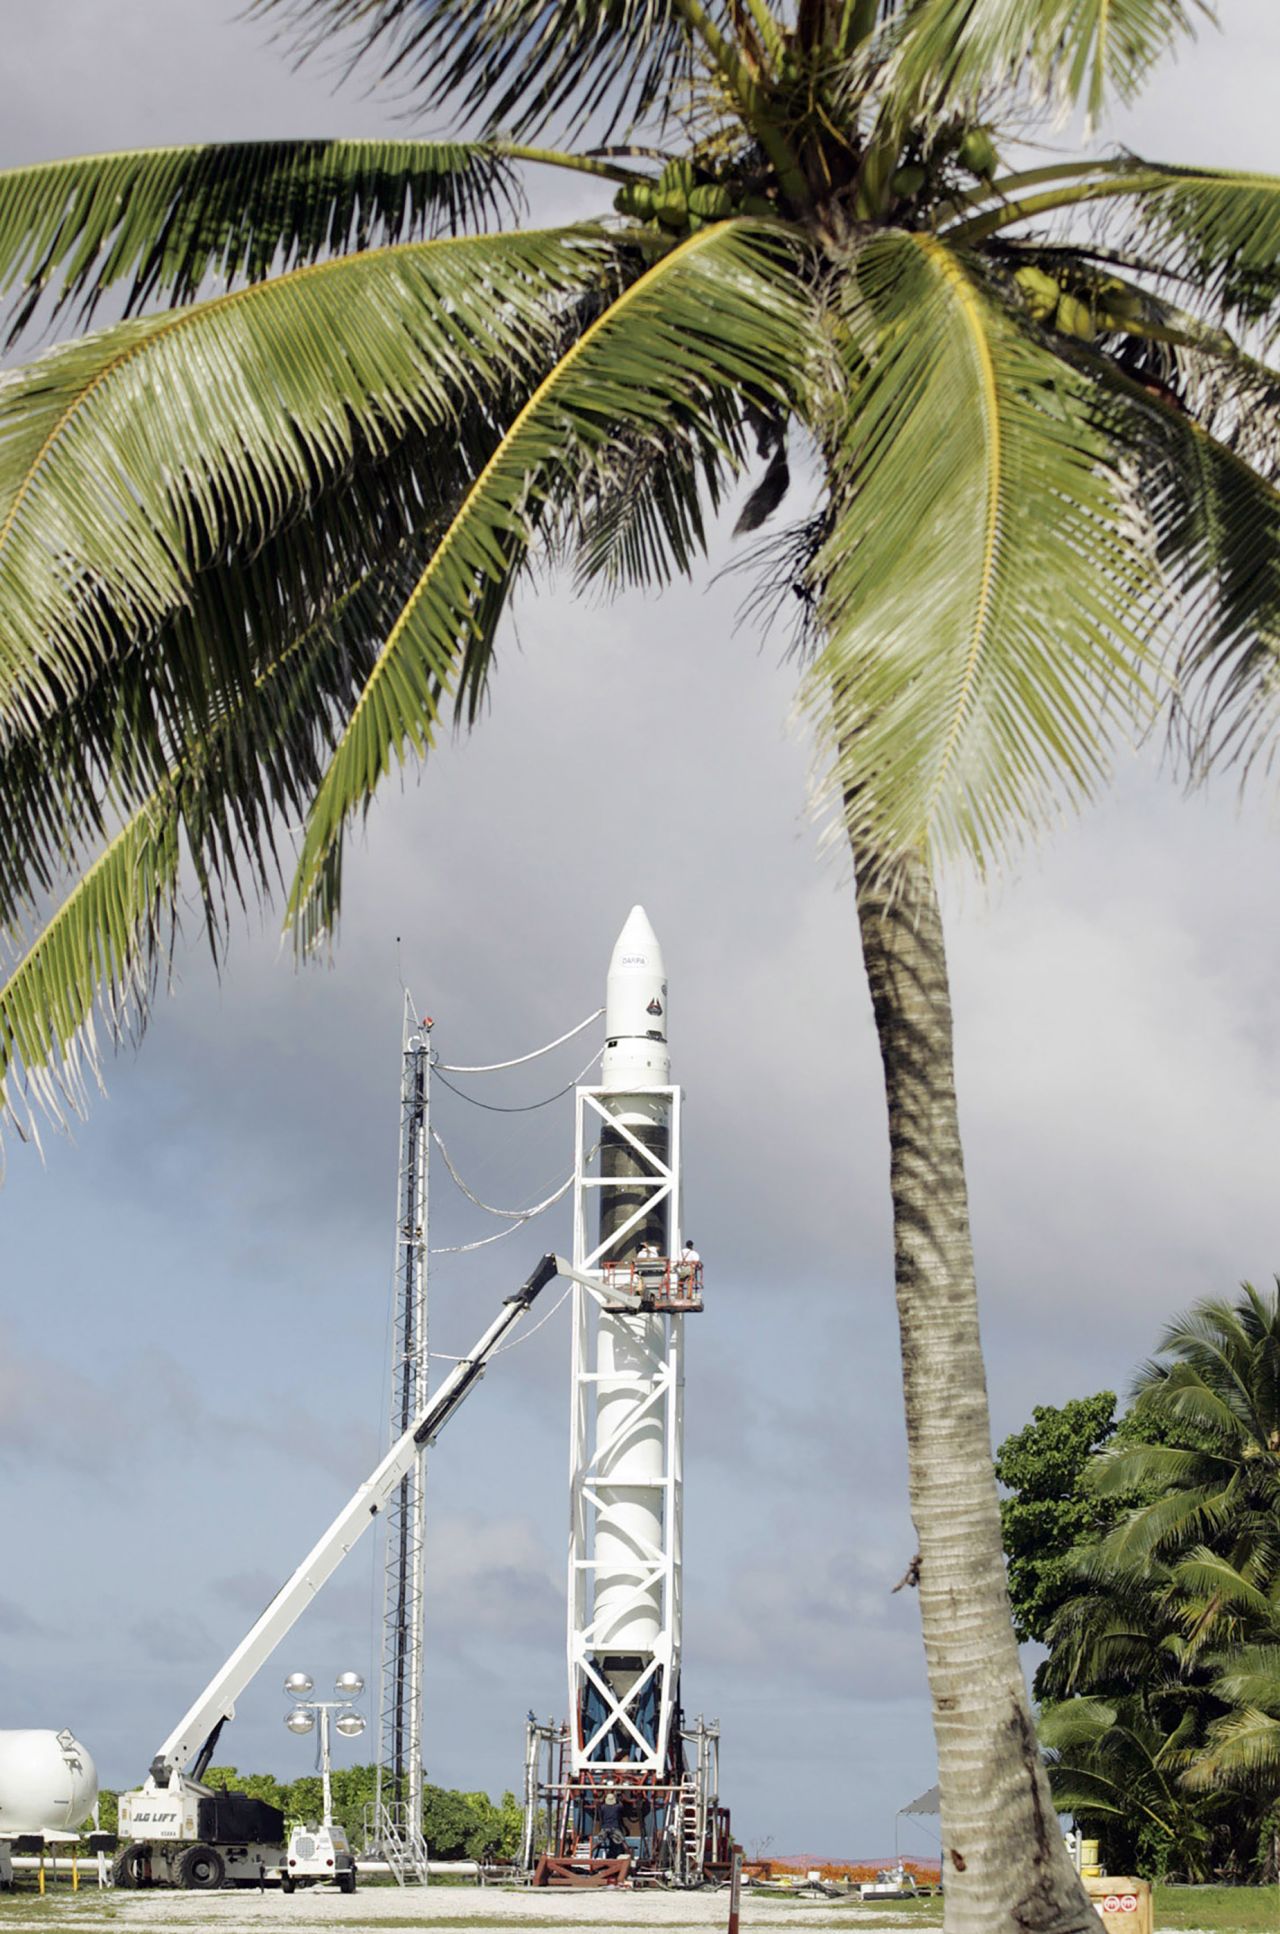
[373, 993, 432, 1883]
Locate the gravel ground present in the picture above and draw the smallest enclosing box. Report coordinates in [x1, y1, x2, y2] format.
[0, 1887, 938, 1933]
[0, 1884, 1225, 1934]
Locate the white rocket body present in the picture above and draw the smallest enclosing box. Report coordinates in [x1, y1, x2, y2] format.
[592, 909, 672, 1665]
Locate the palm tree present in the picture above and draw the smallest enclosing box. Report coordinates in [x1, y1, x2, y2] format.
[1086, 1282, 1280, 1653]
[1039, 1694, 1225, 1881]
[1184, 1645, 1280, 1800]
[5, 6, 1280, 1927]
[1039, 1287, 1280, 1874]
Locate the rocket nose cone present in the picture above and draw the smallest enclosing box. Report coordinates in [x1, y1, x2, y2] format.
[605, 906, 668, 1059]
[610, 904, 663, 976]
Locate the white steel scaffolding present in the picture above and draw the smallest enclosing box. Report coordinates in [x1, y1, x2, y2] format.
[566, 1081, 686, 1780]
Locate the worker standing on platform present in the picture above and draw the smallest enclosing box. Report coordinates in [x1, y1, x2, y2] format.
[593, 1792, 627, 1857]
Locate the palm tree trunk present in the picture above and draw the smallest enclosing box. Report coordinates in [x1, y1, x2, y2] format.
[854, 845, 1096, 1934]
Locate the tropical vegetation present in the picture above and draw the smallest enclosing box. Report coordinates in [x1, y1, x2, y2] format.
[90, 1767, 522, 1862]
[1000, 1284, 1280, 1882]
[7, 4, 1280, 1927]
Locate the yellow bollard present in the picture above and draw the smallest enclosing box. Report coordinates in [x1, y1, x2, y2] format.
[72, 1852, 80, 1893]
[38, 1850, 45, 1895]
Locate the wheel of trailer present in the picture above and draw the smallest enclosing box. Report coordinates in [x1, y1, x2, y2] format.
[112, 1845, 151, 1889]
[280, 1874, 296, 1894]
[178, 1844, 226, 1890]
[338, 1870, 356, 1894]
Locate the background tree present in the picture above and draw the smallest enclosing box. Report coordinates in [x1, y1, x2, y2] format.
[8, 7, 1280, 1927]
[202, 1764, 289, 1815]
[1089, 1282, 1280, 1635]
[90, 1764, 519, 1859]
[1009, 1284, 1280, 1880]
[996, 1392, 1120, 1649]
[1038, 1694, 1225, 1882]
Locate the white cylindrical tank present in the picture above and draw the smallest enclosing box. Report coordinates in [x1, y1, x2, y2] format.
[0, 1731, 98, 1839]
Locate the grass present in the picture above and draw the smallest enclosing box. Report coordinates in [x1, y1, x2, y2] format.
[1151, 1883, 1280, 1931]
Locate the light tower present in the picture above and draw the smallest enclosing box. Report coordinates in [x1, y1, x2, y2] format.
[529, 907, 728, 1883]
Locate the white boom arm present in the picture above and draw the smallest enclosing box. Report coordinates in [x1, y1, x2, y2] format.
[150, 1253, 562, 1783]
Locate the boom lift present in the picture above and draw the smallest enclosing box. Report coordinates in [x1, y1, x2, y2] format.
[115, 1254, 563, 1890]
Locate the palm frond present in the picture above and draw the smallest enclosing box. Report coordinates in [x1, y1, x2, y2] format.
[1087, 1443, 1224, 1499]
[1040, 1580, 1179, 1697]
[0, 139, 521, 343]
[0, 224, 622, 732]
[1203, 1645, 1280, 1714]
[287, 217, 815, 946]
[884, 0, 1209, 130]
[1169, 1550, 1276, 1624]
[0, 413, 499, 943]
[0, 516, 444, 1150]
[1182, 1706, 1280, 1790]
[1116, 165, 1280, 336]
[1036, 340, 1280, 783]
[1085, 1481, 1231, 1569]
[567, 399, 744, 594]
[1132, 1374, 1248, 1444]
[252, 0, 702, 142]
[808, 231, 1157, 876]
[1037, 1697, 1119, 1752]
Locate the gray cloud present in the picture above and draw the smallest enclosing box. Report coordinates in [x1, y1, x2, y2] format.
[129, 1616, 220, 1668]
[0, 1596, 42, 1638]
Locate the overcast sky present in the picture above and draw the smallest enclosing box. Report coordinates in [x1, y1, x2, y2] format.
[2, 0, 1279, 1863]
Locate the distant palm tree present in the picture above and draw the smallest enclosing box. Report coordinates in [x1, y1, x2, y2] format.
[1042, 1286, 1280, 1870]
[1087, 1283, 1280, 1655]
[1039, 1694, 1224, 1881]
[5, 7, 1280, 1927]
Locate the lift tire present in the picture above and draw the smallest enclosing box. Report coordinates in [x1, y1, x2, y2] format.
[178, 1844, 226, 1891]
[280, 1875, 296, 1894]
[338, 1870, 357, 1894]
[112, 1845, 150, 1889]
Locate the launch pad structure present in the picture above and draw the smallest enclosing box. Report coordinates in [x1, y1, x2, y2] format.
[523, 909, 732, 1887]
[364, 916, 728, 1888]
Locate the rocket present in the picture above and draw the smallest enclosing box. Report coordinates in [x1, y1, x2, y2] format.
[566, 906, 688, 1778]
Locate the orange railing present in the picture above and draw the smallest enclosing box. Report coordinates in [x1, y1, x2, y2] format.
[600, 1257, 704, 1312]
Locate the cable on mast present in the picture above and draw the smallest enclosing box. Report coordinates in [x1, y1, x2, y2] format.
[431, 1132, 576, 1222]
[435, 1008, 603, 1075]
[432, 1045, 601, 1114]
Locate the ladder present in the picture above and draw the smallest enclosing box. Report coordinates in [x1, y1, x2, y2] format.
[365, 1800, 427, 1887]
[678, 1772, 703, 1883]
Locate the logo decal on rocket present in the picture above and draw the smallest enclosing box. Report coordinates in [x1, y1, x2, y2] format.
[646, 998, 663, 1016]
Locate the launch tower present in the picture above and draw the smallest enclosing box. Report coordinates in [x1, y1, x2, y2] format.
[528, 909, 730, 1884]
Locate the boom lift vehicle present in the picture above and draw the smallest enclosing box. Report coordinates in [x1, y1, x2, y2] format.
[115, 1253, 576, 1890]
